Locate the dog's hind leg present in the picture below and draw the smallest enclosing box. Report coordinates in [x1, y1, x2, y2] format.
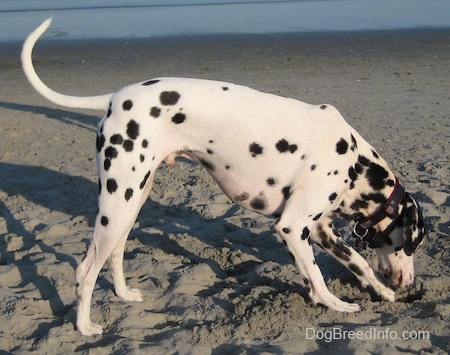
[76, 160, 156, 335]
[108, 176, 155, 302]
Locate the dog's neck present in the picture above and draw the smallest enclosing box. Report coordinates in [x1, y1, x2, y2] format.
[336, 159, 401, 233]
[355, 177, 406, 238]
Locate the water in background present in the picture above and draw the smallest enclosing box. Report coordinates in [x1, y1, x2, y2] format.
[1, 0, 450, 42]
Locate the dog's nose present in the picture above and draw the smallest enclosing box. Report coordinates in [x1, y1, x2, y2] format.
[390, 270, 414, 288]
[379, 265, 414, 288]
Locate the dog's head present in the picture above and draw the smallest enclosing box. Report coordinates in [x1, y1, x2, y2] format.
[374, 193, 427, 287]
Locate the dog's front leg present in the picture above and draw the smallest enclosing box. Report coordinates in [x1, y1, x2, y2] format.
[275, 193, 360, 312]
[310, 220, 396, 302]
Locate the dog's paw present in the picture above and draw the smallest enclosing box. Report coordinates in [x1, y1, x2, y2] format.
[381, 287, 396, 302]
[311, 291, 361, 313]
[332, 300, 361, 313]
[117, 287, 144, 302]
[78, 321, 103, 336]
[371, 280, 396, 302]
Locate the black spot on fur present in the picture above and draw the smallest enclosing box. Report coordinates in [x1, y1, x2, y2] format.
[199, 158, 215, 171]
[349, 263, 364, 276]
[122, 100, 133, 111]
[329, 192, 337, 202]
[172, 113, 186, 124]
[222, 86, 229, 91]
[301, 227, 310, 240]
[249, 142, 263, 157]
[350, 199, 369, 211]
[160, 91, 180, 106]
[126, 120, 140, 140]
[250, 195, 267, 210]
[266, 177, 277, 186]
[372, 150, 379, 159]
[318, 229, 331, 249]
[105, 146, 118, 159]
[98, 180, 102, 194]
[361, 192, 386, 204]
[276, 139, 298, 153]
[348, 166, 358, 182]
[225, 165, 231, 170]
[110, 134, 124, 145]
[101, 216, 109, 226]
[320, 104, 327, 109]
[150, 106, 161, 118]
[123, 140, 134, 152]
[282, 227, 291, 234]
[142, 79, 160, 86]
[140, 171, 151, 189]
[125, 188, 133, 201]
[313, 213, 322, 221]
[106, 103, 112, 118]
[332, 244, 351, 262]
[350, 134, 357, 151]
[104, 159, 111, 171]
[206, 149, 213, 155]
[354, 162, 363, 175]
[282, 186, 292, 200]
[301, 154, 306, 160]
[106, 179, 118, 193]
[336, 138, 348, 155]
[140, 154, 145, 162]
[366, 163, 389, 190]
[358, 155, 370, 166]
[96, 134, 105, 153]
[310, 164, 317, 171]
[142, 139, 148, 148]
[234, 192, 250, 202]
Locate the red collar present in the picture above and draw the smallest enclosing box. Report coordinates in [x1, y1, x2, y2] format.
[353, 177, 406, 238]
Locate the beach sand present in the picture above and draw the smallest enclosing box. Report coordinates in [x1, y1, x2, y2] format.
[0, 30, 449, 353]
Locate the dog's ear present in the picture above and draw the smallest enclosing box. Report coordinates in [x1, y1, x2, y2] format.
[402, 194, 427, 256]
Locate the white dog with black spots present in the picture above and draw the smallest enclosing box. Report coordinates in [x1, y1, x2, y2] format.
[22, 18, 426, 336]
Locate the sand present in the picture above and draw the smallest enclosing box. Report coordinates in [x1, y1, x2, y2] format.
[0, 29, 449, 353]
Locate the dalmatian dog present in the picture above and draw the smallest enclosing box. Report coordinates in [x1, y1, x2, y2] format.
[22, 19, 426, 336]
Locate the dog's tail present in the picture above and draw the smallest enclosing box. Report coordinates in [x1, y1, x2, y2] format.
[21, 17, 113, 111]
